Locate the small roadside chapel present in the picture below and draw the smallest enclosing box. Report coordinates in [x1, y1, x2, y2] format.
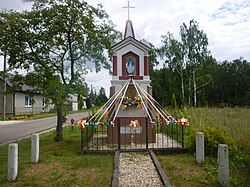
[107, 16, 154, 145]
[78, 2, 189, 152]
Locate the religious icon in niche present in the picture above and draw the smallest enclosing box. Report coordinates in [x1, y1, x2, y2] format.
[126, 57, 136, 75]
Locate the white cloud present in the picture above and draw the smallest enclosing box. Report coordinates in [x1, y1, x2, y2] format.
[85, 68, 111, 96]
[1, 0, 249, 95]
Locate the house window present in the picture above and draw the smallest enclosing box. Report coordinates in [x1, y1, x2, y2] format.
[25, 96, 32, 107]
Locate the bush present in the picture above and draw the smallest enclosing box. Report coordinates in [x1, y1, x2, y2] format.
[189, 126, 238, 157]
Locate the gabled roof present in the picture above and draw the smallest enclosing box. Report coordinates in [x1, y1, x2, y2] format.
[0, 73, 30, 92]
[111, 36, 151, 53]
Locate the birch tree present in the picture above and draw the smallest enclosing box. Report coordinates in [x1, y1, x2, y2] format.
[180, 20, 209, 106]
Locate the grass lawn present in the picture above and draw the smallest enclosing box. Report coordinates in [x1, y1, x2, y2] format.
[0, 107, 249, 186]
[158, 153, 249, 187]
[0, 126, 114, 187]
[158, 107, 250, 186]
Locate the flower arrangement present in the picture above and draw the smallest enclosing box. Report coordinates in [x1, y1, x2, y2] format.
[120, 104, 127, 110]
[128, 119, 140, 128]
[98, 121, 104, 127]
[122, 96, 141, 109]
[176, 117, 190, 126]
[77, 118, 86, 129]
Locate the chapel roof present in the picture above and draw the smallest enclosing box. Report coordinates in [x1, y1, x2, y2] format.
[112, 19, 151, 52]
[111, 36, 151, 52]
[124, 20, 135, 39]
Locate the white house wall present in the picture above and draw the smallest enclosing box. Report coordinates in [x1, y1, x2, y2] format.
[72, 102, 78, 111]
[15, 93, 45, 115]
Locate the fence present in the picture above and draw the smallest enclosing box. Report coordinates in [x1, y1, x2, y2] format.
[80, 117, 187, 153]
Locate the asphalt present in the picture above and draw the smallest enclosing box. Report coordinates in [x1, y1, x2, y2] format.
[0, 112, 89, 145]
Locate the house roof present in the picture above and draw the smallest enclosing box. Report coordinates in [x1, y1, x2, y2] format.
[0, 73, 31, 92]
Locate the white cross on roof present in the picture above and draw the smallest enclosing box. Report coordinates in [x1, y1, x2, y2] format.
[122, 1, 135, 20]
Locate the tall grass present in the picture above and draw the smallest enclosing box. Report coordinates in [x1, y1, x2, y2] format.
[184, 107, 250, 152]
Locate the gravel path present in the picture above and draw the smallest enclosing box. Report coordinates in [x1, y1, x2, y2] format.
[118, 152, 163, 187]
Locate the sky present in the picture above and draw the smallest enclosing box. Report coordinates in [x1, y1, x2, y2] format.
[0, 0, 250, 96]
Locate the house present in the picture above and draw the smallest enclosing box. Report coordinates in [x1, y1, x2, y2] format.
[0, 73, 87, 115]
[65, 94, 87, 111]
[0, 73, 49, 115]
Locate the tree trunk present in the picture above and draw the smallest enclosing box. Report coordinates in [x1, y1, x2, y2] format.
[188, 69, 192, 106]
[180, 66, 185, 106]
[1, 53, 7, 120]
[67, 26, 74, 82]
[55, 103, 63, 141]
[193, 70, 197, 106]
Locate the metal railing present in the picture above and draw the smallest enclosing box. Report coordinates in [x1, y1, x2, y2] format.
[81, 117, 186, 153]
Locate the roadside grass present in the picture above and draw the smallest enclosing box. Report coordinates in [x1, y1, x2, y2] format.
[0, 126, 114, 186]
[185, 107, 250, 152]
[158, 153, 249, 187]
[3, 109, 90, 121]
[4, 112, 56, 121]
[159, 107, 250, 186]
[26, 112, 56, 120]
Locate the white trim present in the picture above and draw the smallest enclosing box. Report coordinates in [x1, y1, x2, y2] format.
[116, 44, 144, 76]
[112, 37, 150, 52]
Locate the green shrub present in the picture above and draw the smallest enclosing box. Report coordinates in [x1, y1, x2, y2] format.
[189, 126, 238, 157]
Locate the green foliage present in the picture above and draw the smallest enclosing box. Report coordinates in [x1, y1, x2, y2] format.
[86, 86, 108, 108]
[0, 0, 120, 140]
[78, 95, 84, 110]
[97, 87, 108, 105]
[158, 20, 210, 107]
[154, 20, 250, 107]
[189, 126, 238, 157]
[151, 57, 250, 107]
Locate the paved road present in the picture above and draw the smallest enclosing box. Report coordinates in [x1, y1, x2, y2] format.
[0, 112, 89, 145]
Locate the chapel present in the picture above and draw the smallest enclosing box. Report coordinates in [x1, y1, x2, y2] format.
[107, 18, 156, 144]
[110, 20, 152, 96]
